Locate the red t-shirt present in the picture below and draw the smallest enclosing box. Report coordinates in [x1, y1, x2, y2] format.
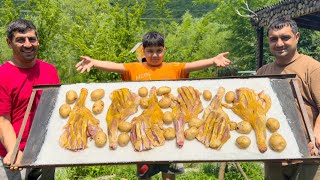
[122, 62, 189, 81]
[0, 59, 60, 157]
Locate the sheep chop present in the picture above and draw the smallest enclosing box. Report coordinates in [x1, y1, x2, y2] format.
[59, 88, 105, 151]
[130, 87, 165, 151]
[196, 87, 231, 149]
[228, 88, 271, 153]
[172, 86, 203, 148]
[106, 88, 140, 150]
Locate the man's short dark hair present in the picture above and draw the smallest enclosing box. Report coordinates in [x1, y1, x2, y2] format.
[6, 19, 38, 41]
[142, 31, 164, 48]
[267, 18, 298, 36]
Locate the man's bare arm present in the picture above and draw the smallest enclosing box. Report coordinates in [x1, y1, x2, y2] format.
[0, 115, 23, 168]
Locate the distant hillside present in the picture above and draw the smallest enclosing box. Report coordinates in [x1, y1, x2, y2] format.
[143, 0, 217, 22]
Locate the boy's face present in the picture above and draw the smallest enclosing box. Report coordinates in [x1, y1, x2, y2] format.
[143, 46, 164, 66]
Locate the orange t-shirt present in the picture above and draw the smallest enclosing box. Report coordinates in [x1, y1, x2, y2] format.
[122, 62, 189, 81]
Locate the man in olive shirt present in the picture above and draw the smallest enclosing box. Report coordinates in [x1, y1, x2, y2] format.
[256, 18, 320, 180]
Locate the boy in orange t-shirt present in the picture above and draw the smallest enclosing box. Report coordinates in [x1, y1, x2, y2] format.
[76, 31, 231, 179]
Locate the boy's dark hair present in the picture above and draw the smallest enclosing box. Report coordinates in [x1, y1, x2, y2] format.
[6, 19, 38, 41]
[267, 18, 298, 36]
[142, 31, 164, 48]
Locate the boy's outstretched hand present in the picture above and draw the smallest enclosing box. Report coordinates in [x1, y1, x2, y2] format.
[212, 52, 231, 67]
[76, 56, 95, 73]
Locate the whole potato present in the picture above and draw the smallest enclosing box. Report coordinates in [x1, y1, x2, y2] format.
[118, 133, 130, 147]
[266, 118, 280, 132]
[138, 87, 148, 97]
[163, 111, 173, 125]
[236, 136, 251, 149]
[229, 121, 237, 131]
[140, 97, 149, 109]
[118, 121, 132, 132]
[94, 131, 107, 147]
[188, 118, 203, 128]
[159, 97, 172, 109]
[225, 91, 235, 104]
[59, 104, 71, 118]
[184, 127, 199, 140]
[91, 89, 105, 101]
[164, 128, 176, 140]
[92, 100, 104, 114]
[203, 90, 212, 101]
[236, 121, 252, 134]
[269, 132, 287, 152]
[157, 86, 171, 96]
[66, 90, 78, 104]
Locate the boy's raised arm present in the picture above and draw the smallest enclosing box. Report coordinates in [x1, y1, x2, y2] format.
[76, 56, 126, 74]
[184, 52, 231, 73]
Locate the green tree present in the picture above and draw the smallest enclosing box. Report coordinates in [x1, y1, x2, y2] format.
[58, 0, 146, 83]
[164, 12, 233, 77]
[192, 0, 278, 71]
[0, 0, 25, 64]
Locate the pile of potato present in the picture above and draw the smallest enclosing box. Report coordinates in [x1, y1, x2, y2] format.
[58, 90, 78, 118]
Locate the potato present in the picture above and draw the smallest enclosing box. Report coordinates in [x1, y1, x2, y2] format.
[90, 89, 105, 101]
[66, 90, 78, 104]
[164, 128, 176, 140]
[118, 121, 132, 132]
[266, 118, 280, 132]
[138, 87, 148, 97]
[225, 91, 235, 103]
[184, 127, 199, 140]
[163, 111, 173, 125]
[236, 121, 252, 134]
[269, 132, 287, 152]
[92, 100, 104, 114]
[140, 97, 149, 109]
[59, 104, 71, 118]
[203, 90, 212, 101]
[157, 86, 171, 96]
[188, 118, 203, 128]
[94, 131, 107, 147]
[118, 133, 130, 147]
[236, 136, 251, 149]
[159, 97, 172, 109]
[229, 121, 237, 131]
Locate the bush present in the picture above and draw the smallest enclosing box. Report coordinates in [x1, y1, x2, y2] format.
[55, 162, 263, 180]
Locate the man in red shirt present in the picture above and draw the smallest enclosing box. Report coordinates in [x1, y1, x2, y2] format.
[0, 19, 60, 179]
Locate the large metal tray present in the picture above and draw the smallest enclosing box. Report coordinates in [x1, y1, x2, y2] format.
[18, 75, 316, 167]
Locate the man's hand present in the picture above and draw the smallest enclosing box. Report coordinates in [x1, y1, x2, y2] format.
[212, 52, 231, 67]
[308, 141, 317, 156]
[76, 56, 95, 73]
[3, 150, 23, 171]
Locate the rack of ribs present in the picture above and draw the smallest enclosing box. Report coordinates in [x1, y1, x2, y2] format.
[196, 87, 231, 149]
[130, 87, 165, 151]
[59, 88, 106, 151]
[172, 86, 203, 148]
[106, 88, 140, 150]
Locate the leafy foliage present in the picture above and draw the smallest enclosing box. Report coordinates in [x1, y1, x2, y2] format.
[192, 0, 279, 71]
[56, 162, 264, 180]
